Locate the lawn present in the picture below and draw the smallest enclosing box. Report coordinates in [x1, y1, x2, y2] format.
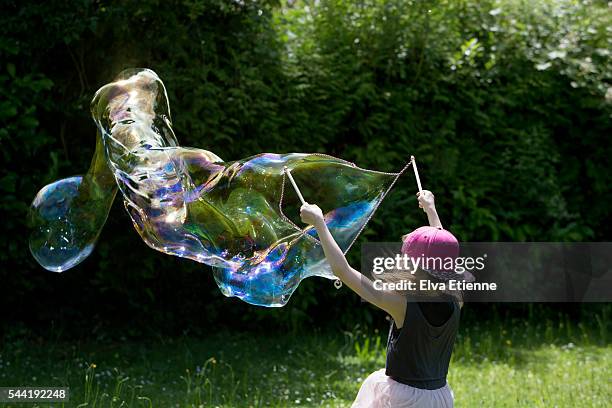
[1, 310, 610, 407]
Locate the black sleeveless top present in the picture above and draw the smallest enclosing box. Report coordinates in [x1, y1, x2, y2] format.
[385, 299, 460, 390]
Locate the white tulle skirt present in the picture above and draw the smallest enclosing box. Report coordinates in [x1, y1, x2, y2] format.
[351, 369, 454, 408]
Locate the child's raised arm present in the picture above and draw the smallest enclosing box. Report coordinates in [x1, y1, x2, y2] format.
[417, 190, 442, 228]
[300, 204, 407, 325]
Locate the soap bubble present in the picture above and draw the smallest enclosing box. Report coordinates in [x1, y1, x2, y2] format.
[29, 69, 407, 306]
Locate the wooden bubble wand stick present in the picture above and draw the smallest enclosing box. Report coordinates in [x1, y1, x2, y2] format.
[283, 166, 306, 205]
[283, 166, 343, 289]
[410, 155, 423, 193]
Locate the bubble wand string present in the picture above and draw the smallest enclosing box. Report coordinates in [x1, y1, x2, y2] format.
[410, 155, 423, 193]
[283, 166, 343, 289]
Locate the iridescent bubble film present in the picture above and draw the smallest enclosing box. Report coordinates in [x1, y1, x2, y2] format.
[29, 69, 407, 306]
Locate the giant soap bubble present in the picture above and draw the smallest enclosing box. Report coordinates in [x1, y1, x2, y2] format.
[29, 69, 408, 306]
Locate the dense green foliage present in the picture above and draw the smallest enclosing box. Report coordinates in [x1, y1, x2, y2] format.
[1, 0, 610, 333]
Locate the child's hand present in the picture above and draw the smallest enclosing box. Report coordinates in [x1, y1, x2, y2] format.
[417, 190, 436, 213]
[300, 203, 324, 227]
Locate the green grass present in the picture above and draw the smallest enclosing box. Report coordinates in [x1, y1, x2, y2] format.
[0, 312, 610, 407]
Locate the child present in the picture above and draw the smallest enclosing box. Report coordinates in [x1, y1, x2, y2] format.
[300, 190, 468, 408]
